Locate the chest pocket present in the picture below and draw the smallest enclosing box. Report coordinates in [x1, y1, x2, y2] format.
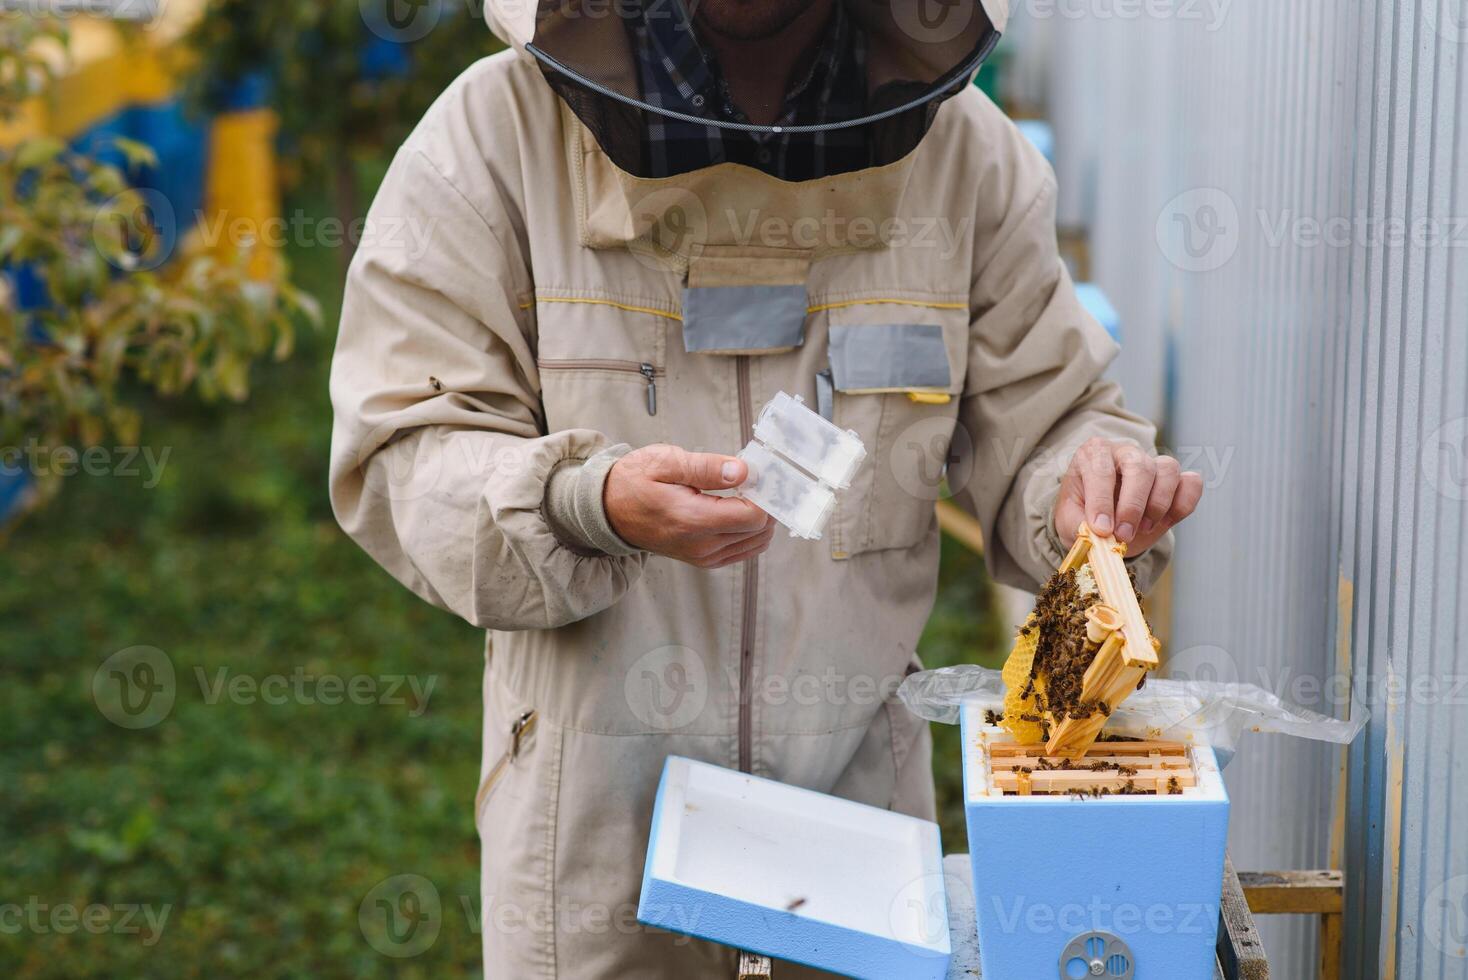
[532, 292, 674, 446]
[819, 298, 972, 558]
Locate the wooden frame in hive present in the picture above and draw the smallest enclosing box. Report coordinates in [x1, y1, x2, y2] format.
[1045, 521, 1161, 758]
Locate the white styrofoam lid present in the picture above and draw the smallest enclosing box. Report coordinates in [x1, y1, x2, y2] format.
[647, 757, 949, 953]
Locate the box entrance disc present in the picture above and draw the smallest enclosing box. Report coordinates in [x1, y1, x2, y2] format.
[1059, 931, 1135, 979]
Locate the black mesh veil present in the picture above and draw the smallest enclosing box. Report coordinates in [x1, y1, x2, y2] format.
[526, 0, 1002, 179]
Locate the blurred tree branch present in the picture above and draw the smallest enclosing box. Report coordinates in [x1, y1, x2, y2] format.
[0, 14, 321, 511]
[184, 0, 502, 242]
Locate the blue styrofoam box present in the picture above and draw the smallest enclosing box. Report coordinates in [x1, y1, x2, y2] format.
[65, 99, 209, 268]
[10, 263, 49, 312]
[0, 470, 33, 525]
[360, 35, 413, 80]
[215, 71, 271, 112]
[961, 704, 1229, 980]
[130, 100, 211, 231]
[1017, 119, 1055, 164]
[1076, 282, 1123, 343]
[639, 756, 951, 980]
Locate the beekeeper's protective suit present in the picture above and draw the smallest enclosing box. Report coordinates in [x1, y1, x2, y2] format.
[330, 0, 1172, 974]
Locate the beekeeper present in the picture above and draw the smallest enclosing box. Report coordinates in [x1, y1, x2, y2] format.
[329, 0, 1203, 973]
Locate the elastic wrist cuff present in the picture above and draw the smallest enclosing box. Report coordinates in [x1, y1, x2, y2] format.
[543, 444, 640, 557]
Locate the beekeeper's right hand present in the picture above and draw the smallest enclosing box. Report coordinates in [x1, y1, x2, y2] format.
[605, 445, 775, 568]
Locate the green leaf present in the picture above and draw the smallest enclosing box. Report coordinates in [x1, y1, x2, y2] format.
[291, 286, 323, 326]
[13, 136, 66, 171]
[0, 225, 22, 261]
[111, 136, 159, 171]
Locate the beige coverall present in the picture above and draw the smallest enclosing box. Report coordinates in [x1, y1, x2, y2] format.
[329, 1, 1170, 972]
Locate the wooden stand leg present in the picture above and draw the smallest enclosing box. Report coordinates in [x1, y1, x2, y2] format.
[1235, 868, 1344, 980]
[1319, 911, 1342, 980]
[1217, 856, 1270, 979]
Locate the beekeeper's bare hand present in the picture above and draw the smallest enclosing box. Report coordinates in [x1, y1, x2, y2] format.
[605, 445, 775, 568]
[1053, 438, 1204, 555]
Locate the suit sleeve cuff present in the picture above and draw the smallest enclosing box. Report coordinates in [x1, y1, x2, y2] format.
[542, 444, 642, 557]
[1031, 474, 1173, 594]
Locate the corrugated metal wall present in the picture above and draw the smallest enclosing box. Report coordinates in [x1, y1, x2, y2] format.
[1035, 1, 1468, 976]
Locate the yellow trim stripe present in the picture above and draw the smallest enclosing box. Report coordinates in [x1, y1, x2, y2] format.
[531, 296, 683, 322]
[528, 295, 968, 319]
[806, 298, 968, 315]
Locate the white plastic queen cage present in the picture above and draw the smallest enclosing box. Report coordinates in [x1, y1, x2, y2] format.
[736, 392, 867, 540]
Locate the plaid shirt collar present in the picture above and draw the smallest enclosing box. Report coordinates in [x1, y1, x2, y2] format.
[628, 0, 869, 179]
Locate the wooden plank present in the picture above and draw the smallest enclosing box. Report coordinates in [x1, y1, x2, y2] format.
[991, 768, 1195, 793]
[1047, 632, 1146, 757]
[1320, 911, 1342, 980]
[1044, 523, 1163, 758]
[1079, 523, 1158, 669]
[1238, 870, 1344, 914]
[737, 951, 772, 979]
[989, 739, 1189, 758]
[1057, 226, 1092, 281]
[1059, 526, 1093, 572]
[990, 754, 1193, 770]
[1217, 856, 1270, 980]
[934, 500, 985, 556]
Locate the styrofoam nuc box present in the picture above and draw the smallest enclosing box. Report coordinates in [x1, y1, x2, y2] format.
[638, 757, 951, 979]
[961, 702, 1230, 980]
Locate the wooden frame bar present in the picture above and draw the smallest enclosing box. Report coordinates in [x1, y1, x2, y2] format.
[737, 951, 772, 978]
[989, 739, 1188, 758]
[986, 738, 1197, 795]
[1048, 523, 1160, 758]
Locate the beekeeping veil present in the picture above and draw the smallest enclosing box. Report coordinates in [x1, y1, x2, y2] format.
[485, 0, 1009, 179]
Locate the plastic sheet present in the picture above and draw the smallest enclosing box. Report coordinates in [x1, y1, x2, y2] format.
[897, 664, 1368, 767]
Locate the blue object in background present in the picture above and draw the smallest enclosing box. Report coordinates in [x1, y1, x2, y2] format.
[360, 35, 413, 80]
[10, 263, 49, 313]
[1075, 282, 1122, 343]
[961, 704, 1231, 980]
[132, 101, 211, 230]
[1016, 119, 1054, 164]
[57, 97, 211, 272]
[0, 468, 32, 525]
[213, 71, 271, 112]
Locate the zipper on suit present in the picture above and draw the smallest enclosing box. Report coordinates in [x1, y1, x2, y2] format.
[475, 709, 537, 819]
[736, 356, 757, 774]
[537, 358, 660, 416]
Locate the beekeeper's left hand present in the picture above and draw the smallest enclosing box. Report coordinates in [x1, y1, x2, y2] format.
[1053, 438, 1204, 555]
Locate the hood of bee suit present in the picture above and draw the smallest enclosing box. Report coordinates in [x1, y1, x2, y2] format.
[485, 0, 1009, 281]
[483, 0, 1009, 182]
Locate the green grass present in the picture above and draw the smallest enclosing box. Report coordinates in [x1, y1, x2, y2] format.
[0, 177, 1007, 977]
